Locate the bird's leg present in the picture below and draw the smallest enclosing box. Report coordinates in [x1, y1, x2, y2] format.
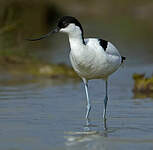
[82, 78, 91, 119]
[103, 117, 107, 131]
[103, 80, 108, 121]
[84, 118, 91, 131]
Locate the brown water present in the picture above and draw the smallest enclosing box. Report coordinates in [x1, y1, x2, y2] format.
[0, 19, 153, 150]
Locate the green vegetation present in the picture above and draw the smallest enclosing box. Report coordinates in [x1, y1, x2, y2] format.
[0, 0, 153, 79]
[133, 74, 153, 98]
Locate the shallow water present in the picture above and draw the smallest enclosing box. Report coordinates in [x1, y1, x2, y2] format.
[0, 62, 153, 150]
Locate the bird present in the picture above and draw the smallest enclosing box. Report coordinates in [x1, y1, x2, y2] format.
[27, 16, 126, 121]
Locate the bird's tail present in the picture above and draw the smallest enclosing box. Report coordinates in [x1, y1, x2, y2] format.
[121, 56, 126, 63]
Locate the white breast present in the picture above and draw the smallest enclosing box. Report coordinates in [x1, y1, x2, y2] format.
[69, 38, 121, 80]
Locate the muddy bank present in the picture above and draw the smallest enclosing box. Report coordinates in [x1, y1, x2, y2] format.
[0, 61, 78, 79]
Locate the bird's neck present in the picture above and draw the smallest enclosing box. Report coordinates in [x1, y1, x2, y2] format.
[68, 33, 85, 50]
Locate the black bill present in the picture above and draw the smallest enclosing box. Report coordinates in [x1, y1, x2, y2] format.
[26, 27, 59, 41]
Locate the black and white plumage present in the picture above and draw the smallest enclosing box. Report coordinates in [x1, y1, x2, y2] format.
[27, 16, 126, 124]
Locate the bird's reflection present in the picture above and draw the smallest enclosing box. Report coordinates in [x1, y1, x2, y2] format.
[65, 118, 108, 147]
[84, 118, 108, 131]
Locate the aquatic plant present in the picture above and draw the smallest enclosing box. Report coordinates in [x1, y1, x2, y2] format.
[133, 73, 153, 98]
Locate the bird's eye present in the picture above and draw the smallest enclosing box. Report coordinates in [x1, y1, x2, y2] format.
[57, 21, 69, 29]
[63, 22, 68, 27]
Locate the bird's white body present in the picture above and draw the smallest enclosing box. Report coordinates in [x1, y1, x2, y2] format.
[63, 24, 122, 80]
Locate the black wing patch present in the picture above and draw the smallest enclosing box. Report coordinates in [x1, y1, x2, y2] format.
[99, 39, 108, 51]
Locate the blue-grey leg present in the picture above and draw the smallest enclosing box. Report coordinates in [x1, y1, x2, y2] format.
[82, 78, 91, 119]
[103, 80, 108, 121]
[103, 118, 107, 130]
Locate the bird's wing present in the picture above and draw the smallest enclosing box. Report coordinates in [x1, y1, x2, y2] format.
[99, 39, 120, 56]
[85, 38, 120, 56]
[99, 39, 127, 64]
[85, 38, 126, 63]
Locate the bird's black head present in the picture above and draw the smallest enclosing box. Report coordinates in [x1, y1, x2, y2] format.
[57, 16, 83, 31]
[57, 16, 85, 44]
